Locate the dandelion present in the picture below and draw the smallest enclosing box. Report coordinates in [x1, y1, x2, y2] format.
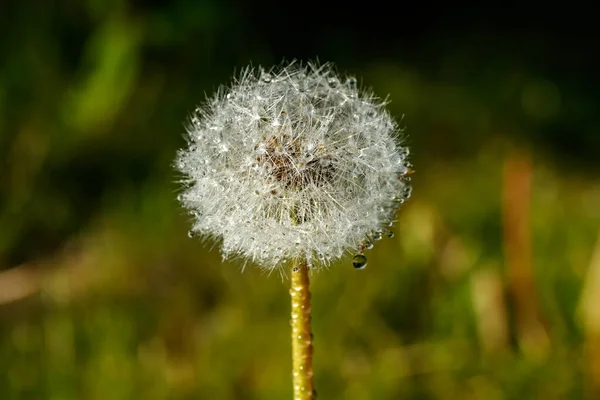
[175, 62, 411, 399]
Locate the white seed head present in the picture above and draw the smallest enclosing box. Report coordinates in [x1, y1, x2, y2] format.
[175, 62, 412, 270]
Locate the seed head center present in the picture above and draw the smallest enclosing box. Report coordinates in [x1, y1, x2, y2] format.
[257, 135, 334, 192]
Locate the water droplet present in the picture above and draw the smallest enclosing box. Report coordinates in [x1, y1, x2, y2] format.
[352, 254, 367, 269]
[292, 266, 299, 273]
[188, 231, 195, 238]
[327, 77, 339, 87]
[400, 185, 412, 199]
[372, 230, 383, 241]
[386, 230, 395, 238]
[363, 239, 374, 250]
[262, 73, 272, 83]
[297, 81, 306, 92]
[226, 93, 232, 99]
[346, 77, 357, 89]
[177, 194, 184, 202]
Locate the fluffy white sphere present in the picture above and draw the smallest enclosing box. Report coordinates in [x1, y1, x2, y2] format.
[175, 62, 411, 270]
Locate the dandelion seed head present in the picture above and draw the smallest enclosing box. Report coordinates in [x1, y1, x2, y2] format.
[175, 62, 411, 269]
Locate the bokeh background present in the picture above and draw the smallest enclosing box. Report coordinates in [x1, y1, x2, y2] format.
[1, 1, 599, 399]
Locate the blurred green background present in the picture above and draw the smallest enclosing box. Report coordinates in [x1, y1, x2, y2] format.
[1, 1, 599, 399]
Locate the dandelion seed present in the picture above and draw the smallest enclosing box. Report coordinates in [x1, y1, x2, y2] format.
[175, 62, 411, 270]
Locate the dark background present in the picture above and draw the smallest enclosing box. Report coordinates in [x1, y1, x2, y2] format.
[1, 1, 599, 399]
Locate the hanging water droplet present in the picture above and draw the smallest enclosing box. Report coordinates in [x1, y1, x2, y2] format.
[188, 231, 195, 238]
[292, 266, 299, 273]
[363, 239, 374, 250]
[372, 230, 383, 241]
[177, 194, 184, 202]
[352, 254, 367, 269]
[386, 230, 395, 238]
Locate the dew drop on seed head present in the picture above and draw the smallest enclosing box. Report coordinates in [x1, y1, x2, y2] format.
[346, 77, 357, 89]
[363, 239, 374, 250]
[188, 231, 195, 238]
[401, 186, 412, 199]
[292, 266, 299, 273]
[328, 77, 339, 88]
[261, 73, 272, 83]
[386, 230, 395, 238]
[352, 254, 367, 269]
[372, 230, 383, 241]
[177, 194, 184, 202]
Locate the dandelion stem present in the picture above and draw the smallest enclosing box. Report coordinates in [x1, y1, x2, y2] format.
[290, 258, 314, 400]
